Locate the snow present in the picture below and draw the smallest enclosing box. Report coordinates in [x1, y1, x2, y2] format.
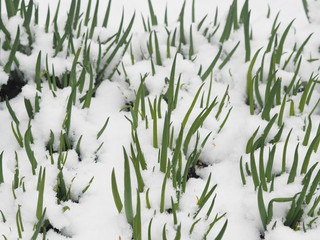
[1, 0, 320, 239]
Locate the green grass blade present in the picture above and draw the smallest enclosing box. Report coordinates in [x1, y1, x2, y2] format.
[154, 31, 162, 65]
[266, 197, 294, 225]
[23, 0, 33, 28]
[174, 224, 181, 240]
[219, 2, 235, 43]
[261, 79, 281, 121]
[97, 117, 110, 139]
[97, 13, 135, 83]
[133, 191, 141, 240]
[183, 97, 218, 155]
[277, 94, 287, 126]
[197, 14, 208, 31]
[300, 134, 320, 174]
[89, 0, 99, 38]
[189, 25, 194, 60]
[266, 145, 276, 182]
[5, 97, 19, 125]
[36, 167, 46, 220]
[286, 57, 301, 95]
[294, 33, 312, 63]
[84, 0, 92, 26]
[240, 156, 246, 185]
[254, 114, 278, 150]
[160, 162, 170, 213]
[64, 0, 76, 34]
[102, 0, 112, 28]
[123, 147, 133, 225]
[266, 24, 280, 53]
[5, 0, 17, 18]
[35, 51, 42, 92]
[259, 146, 268, 191]
[148, 0, 158, 26]
[11, 122, 23, 148]
[0, 152, 4, 184]
[111, 169, 123, 213]
[301, 0, 310, 21]
[247, 48, 262, 115]
[172, 197, 179, 225]
[219, 41, 240, 69]
[287, 144, 299, 184]
[178, 1, 186, 45]
[250, 151, 260, 190]
[275, 20, 294, 64]
[299, 73, 316, 112]
[258, 185, 267, 229]
[246, 126, 260, 154]
[72, 0, 81, 30]
[171, 125, 184, 186]
[24, 127, 37, 175]
[4, 27, 20, 73]
[302, 116, 312, 146]
[31, 208, 46, 240]
[182, 84, 204, 127]
[214, 219, 228, 240]
[244, 11, 251, 62]
[218, 107, 232, 133]
[201, 46, 222, 81]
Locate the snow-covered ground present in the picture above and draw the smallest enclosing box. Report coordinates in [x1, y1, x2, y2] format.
[1, 0, 320, 239]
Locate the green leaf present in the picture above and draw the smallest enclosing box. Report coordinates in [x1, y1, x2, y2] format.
[294, 33, 312, 63]
[183, 97, 217, 155]
[160, 162, 170, 213]
[84, 0, 92, 26]
[89, 0, 99, 38]
[23, 0, 33, 28]
[102, 0, 112, 28]
[246, 126, 260, 154]
[4, 26, 20, 73]
[182, 84, 204, 127]
[97, 117, 110, 139]
[148, 0, 158, 26]
[306, 170, 320, 204]
[123, 147, 133, 225]
[250, 151, 259, 190]
[302, 116, 312, 146]
[300, 134, 320, 174]
[259, 146, 267, 191]
[215, 219, 228, 240]
[258, 185, 267, 229]
[218, 107, 232, 133]
[244, 11, 251, 62]
[24, 127, 37, 175]
[287, 144, 299, 184]
[178, 1, 186, 45]
[0, 151, 4, 184]
[36, 167, 46, 220]
[154, 31, 162, 65]
[261, 79, 281, 121]
[133, 191, 141, 240]
[201, 46, 222, 81]
[275, 20, 294, 64]
[31, 208, 46, 240]
[266, 145, 276, 182]
[35, 51, 42, 92]
[219, 41, 240, 69]
[247, 48, 262, 115]
[254, 114, 278, 150]
[240, 157, 246, 185]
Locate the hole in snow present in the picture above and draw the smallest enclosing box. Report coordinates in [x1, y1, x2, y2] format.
[0, 69, 26, 101]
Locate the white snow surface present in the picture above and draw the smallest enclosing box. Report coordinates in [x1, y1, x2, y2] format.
[1, 0, 320, 240]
